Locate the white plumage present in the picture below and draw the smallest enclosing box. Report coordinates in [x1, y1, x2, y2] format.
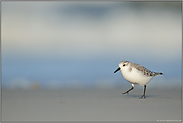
[114, 61, 163, 99]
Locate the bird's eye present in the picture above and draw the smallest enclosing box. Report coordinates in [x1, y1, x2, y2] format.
[123, 64, 125, 66]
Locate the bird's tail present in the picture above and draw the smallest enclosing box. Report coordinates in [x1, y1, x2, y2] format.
[154, 72, 163, 76]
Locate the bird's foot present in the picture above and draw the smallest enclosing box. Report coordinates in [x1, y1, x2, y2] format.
[139, 95, 146, 99]
[122, 91, 129, 95]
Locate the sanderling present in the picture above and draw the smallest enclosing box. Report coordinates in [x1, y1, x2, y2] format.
[114, 61, 163, 99]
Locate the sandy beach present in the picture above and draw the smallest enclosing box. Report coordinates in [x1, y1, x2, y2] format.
[2, 87, 181, 122]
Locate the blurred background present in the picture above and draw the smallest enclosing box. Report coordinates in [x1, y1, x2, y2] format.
[1, 1, 182, 90]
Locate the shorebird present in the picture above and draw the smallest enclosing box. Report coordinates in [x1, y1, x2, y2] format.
[114, 61, 163, 99]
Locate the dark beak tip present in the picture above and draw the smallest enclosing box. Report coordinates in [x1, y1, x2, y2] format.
[114, 67, 120, 73]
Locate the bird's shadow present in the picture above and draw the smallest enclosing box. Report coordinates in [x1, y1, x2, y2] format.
[123, 94, 157, 98]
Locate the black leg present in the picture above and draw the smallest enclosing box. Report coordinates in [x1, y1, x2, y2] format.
[123, 84, 134, 94]
[139, 85, 146, 99]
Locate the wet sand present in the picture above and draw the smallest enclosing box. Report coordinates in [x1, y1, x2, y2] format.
[1, 88, 182, 122]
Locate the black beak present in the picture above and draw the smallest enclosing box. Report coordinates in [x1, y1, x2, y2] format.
[114, 67, 120, 73]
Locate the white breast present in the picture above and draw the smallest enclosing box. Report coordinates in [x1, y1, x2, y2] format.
[121, 67, 153, 85]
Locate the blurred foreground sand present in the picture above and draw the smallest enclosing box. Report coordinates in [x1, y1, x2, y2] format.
[2, 88, 181, 121]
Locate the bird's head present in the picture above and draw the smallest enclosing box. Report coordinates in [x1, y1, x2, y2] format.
[114, 61, 129, 73]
